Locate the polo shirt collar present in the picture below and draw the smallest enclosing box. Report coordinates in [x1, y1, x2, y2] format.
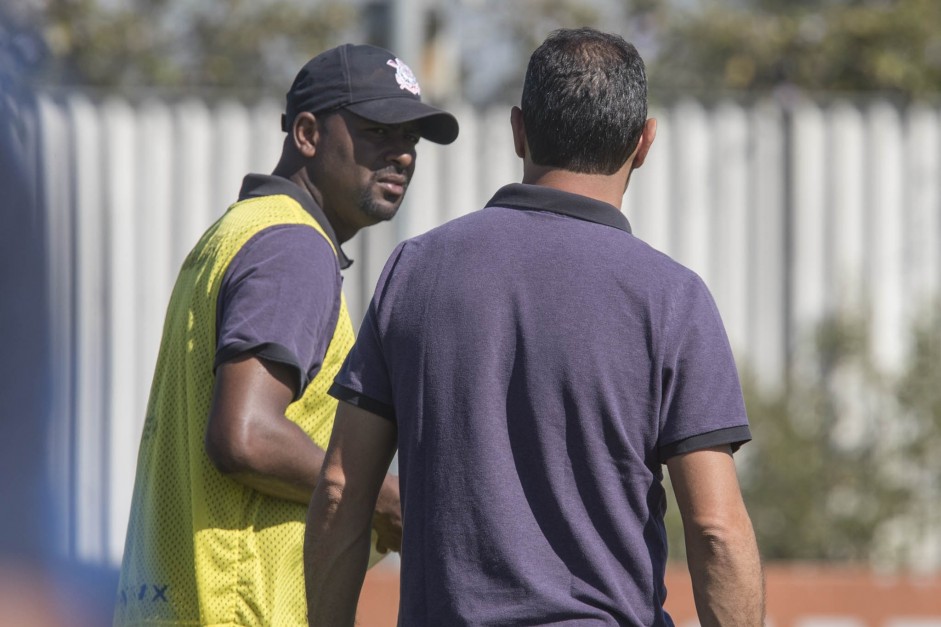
[238, 173, 353, 269]
[486, 183, 632, 234]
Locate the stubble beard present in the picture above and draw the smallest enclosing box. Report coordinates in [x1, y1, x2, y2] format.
[357, 171, 406, 223]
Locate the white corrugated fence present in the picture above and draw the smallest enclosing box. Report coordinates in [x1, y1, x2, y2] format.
[32, 92, 941, 566]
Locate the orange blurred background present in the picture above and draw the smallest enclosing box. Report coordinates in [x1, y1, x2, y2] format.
[357, 563, 941, 626]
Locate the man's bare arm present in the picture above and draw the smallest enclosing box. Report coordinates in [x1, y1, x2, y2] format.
[205, 355, 400, 516]
[305, 401, 398, 627]
[205, 354, 325, 503]
[667, 445, 764, 627]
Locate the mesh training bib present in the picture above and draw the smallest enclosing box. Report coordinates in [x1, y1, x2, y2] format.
[115, 195, 356, 626]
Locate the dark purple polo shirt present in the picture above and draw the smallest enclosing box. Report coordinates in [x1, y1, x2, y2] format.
[214, 174, 350, 399]
[331, 183, 751, 626]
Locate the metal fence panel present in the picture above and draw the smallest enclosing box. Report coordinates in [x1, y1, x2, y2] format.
[31, 92, 941, 567]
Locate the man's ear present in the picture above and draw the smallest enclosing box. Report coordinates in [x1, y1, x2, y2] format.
[291, 112, 319, 159]
[629, 118, 657, 170]
[510, 106, 527, 159]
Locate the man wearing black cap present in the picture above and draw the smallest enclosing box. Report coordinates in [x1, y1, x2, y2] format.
[114, 44, 458, 627]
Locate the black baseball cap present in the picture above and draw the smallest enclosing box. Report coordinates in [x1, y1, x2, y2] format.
[282, 43, 459, 145]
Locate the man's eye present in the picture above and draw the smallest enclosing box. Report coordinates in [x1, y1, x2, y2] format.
[406, 133, 421, 145]
[370, 127, 388, 136]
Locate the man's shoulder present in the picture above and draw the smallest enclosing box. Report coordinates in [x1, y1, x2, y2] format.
[230, 223, 339, 274]
[625, 234, 700, 278]
[397, 209, 492, 252]
[225, 191, 311, 225]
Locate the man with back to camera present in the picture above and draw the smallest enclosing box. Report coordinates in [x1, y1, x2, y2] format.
[114, 43, 458, 627]
[304, 27, 764, 627]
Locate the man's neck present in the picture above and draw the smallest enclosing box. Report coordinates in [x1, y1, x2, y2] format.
[521, 165, 631, 210]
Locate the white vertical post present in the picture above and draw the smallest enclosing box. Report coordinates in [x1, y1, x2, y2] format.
[69, 94, 108, 563]
[905, 105, 941, 316]
[102, 97, 139, 566]
[712, 101, 750, 357]
[828, 101, 866, 316]
[748, 101, 787, 392]
[670, 99, 711, 283]
[790, 101, 828, 348]
[866, 102, 905, 372]
[443, 102, 480, 221]
[137, 98, 175, 397]
[173, 100, 215, 264]
[249, 99, 285, 176]
[213, 100, 252, 215]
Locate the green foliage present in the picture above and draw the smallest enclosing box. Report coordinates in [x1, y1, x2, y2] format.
[10, 0, 356, 90]
[649, 0, 941, 99]
[666, 307, 941, 565]
[897, 308, 941, 454]
[457, 0, 941, 102]
[10, 0, 941, 99]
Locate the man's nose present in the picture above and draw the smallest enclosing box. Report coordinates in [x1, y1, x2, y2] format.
[386, 140, 415, 170]
[385, 136, 416, 170]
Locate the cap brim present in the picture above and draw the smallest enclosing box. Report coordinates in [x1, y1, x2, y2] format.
[345, 98, 459, 145]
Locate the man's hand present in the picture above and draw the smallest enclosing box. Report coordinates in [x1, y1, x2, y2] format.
[372, 474, 402, 553]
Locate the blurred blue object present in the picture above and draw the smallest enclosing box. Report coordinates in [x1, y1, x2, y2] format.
[0, 17, 117, 627]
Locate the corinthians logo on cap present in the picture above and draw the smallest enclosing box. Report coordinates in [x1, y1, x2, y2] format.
[387, 58, 421, 96]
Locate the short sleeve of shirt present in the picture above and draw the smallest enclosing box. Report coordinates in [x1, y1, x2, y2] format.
[215, 224, 341, 400]
[657, 274, 751, 462]
[328, 243, 406, 422]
